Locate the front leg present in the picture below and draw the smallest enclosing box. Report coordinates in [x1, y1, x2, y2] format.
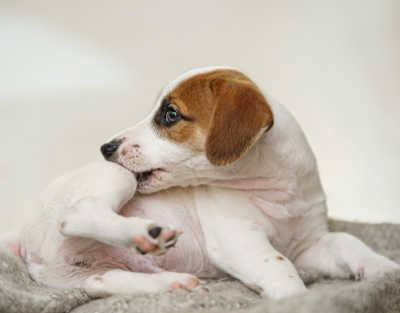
[59, 197, 180, 255]
[204, 218, 306, 299]
[295, 232, 400, 280]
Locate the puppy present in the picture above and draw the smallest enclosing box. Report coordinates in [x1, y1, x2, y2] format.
[2, 67, 398, 299]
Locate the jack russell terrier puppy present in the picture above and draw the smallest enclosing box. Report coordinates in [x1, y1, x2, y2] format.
[2, 67, 399, 299]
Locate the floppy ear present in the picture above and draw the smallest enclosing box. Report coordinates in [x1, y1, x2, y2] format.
[206, 77, 273, 166]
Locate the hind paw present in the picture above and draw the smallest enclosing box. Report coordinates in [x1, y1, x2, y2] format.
[133, 225, 181, 256]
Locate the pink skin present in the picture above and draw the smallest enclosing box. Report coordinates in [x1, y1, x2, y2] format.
[171, 277, 199, 291]
[110, 198, 226, 278]
[17, 193, 225, 291]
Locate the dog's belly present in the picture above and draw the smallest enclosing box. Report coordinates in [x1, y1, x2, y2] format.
[114, 193, 226, 278]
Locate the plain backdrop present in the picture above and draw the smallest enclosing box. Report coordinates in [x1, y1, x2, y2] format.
[1, 0, 399, 234]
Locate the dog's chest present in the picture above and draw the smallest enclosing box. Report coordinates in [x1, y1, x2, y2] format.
[116, 192, 226, 278]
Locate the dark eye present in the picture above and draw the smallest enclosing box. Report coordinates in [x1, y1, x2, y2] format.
[164, 106, 181, 126]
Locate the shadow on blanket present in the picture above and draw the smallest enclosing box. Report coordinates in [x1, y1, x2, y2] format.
[1, 219, 400, 313]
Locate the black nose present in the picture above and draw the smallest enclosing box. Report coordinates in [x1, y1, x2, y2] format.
[101, 141, 120, 159]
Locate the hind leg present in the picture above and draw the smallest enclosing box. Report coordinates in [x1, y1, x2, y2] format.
[84, 269, 201, 297]
[26, 240, 201, 295]
[59, 197, 180, 256]
[295, 232, 399, 280]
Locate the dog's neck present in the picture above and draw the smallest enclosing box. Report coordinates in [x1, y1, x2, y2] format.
[178, 97, 326, 219]
[204, 133, 327, 219]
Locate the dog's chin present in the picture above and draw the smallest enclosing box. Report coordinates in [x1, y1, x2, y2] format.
[112, 159, 170, 193]
[133, 168, 168, 194]
[136, 184, 161, 194]
[136, 179, 172, 194]
[135, 172, 192, 194]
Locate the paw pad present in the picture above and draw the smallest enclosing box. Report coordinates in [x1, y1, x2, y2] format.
[170, 277, 201, 292]
[133, 226, 181, 256]
[148, 226, 162, 239]
[94, 276, 103, 282]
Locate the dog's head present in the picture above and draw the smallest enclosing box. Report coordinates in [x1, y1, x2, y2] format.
[101, 67, 274, 193]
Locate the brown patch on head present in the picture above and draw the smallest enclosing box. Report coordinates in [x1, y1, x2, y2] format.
[276, 255, 285, 261]
[153, 69, 273, 165]
[153, 74, 215, 151]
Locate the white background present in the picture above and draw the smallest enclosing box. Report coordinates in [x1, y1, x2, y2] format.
[1, 0, 399, 234]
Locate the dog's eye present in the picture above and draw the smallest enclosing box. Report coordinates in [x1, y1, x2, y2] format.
[164, 106, 181, 126]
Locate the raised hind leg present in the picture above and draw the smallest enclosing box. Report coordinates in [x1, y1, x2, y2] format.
[59, 197, 180, 256]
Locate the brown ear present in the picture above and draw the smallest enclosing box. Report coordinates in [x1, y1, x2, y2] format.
[206, 77, 273, 166]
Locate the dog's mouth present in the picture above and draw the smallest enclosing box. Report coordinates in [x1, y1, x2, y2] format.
[134, 168, 165, 184]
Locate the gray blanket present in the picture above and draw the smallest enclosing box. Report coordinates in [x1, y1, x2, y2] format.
[1, 220, 400, 313]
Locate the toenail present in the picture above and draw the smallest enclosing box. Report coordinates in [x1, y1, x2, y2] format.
[148, 226, 162, 239]
[60, 221, 66, 229]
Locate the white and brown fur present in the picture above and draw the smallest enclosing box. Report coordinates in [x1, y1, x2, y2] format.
[1, 67, 398, 299]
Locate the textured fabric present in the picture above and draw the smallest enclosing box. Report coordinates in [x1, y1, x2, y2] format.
[1, 219, 400, 313]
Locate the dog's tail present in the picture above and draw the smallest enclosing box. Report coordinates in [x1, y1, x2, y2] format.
[0, 232, 22, 259]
